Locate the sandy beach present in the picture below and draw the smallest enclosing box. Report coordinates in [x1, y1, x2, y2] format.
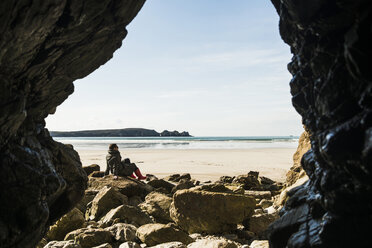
[78, 148, 296, 182]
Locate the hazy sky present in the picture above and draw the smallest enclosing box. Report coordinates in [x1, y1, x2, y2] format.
[46, 0, 303, 136]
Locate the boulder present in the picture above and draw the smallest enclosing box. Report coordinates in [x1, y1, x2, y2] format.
[86, 186, 128, 221]
[146, 174, 159, 181]
[193, 183, 244, 195]
[147, 179, 175, 194]
[92, 244, 112, 248]
[76, 190, 99, 213]
[149, 241, 186, 248]
[258, 199, 273, 209]
[128, 195, 144, 206]
[221, 234, 239, 242]
[258, 176, 275, 185]
[236, 229, 256, 241]
[64, 228, 113, 248]
[90, 171, 105, 178]
[100, 204, 153, 227]
[88, 175, 151, 197]
[249, 240, 269, 248]
[265, 206, 277, 215]
[154, 187, 171, 195]
[286, 130, 311, 187]
[65, 228, 89, 239]
[258, 177, 284, 193]
[232, 172, 261, 190]
[136, 223, 193, 246]
[244, 191, 272, 200]
[46, 208, 85, 241]
[170, 189, 256, 234]
[35, 238, 48, 248]
[171, 179, 195, 194]
[83, 164, 100, 176]
[190, 179, 200, 186]
[163, 174, 181, 182]
[194, 183, 233, 193]
[163, 173, 191, 183]
[218, 176, 235, 183]
[187, 237, 240, 248]
[44, 240, 82, 248]
[139, 192, 173, 223]
[225, 185, 245, 195]
[247, 213, 279, 236]
[104, 223, 137, 242]
[177, 173, 191, 182]
[188, 233, 203, 240]
[274, 176, 308, 207]
[119, 241, 141, 248]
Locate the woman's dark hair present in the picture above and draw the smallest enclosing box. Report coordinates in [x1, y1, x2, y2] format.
[109, 144, 118, 150]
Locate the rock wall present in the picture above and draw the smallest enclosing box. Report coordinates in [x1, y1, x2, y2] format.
[0, 1, 145, 248]
[269, 1, 372, 247]
[285, 129, 311, 187]
[274, 130, 311, 208]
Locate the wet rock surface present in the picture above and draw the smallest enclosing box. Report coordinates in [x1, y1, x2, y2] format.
[0, 1, 145, 247]
[269, 0, 372, 247]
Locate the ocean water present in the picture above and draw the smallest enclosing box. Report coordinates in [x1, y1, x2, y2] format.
[54, 136, 299, 150]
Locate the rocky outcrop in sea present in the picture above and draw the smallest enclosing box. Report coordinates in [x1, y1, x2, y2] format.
[36, 170, 283, 248]
[50, 128, 191, 137]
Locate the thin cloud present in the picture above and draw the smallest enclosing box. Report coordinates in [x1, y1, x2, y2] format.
[189, 48, 290, 68]
[156, 89, 208, 99]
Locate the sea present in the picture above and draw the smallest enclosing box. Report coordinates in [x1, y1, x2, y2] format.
[54, 136, 299, 150]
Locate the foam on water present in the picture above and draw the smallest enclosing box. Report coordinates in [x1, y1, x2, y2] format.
[54, 136, 299, 150]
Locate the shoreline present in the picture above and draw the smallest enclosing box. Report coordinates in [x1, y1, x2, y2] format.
[77, 148, 296, 182]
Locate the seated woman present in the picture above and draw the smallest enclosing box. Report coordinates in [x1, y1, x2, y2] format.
[105, 143, 146, 180]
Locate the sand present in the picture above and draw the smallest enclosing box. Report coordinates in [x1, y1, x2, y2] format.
[78, 148, 296, 182]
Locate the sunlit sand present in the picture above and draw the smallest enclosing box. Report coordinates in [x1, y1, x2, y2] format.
[78, 148, 296, 182]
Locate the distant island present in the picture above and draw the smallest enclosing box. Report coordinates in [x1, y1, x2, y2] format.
[50, 128, 191, 137]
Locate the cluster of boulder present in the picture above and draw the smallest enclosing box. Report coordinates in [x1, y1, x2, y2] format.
[36, 166, 286, 248]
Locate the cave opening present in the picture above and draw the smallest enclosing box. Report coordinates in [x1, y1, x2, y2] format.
[45, 0, 303, 182]
[1, 0, 371, 248]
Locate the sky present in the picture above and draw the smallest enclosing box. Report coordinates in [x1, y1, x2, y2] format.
[46, 0, 303, 136]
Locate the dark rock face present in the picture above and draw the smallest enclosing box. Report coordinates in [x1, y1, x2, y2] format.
[0, 1, 145, 248]
[269, 1, 372, 247]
